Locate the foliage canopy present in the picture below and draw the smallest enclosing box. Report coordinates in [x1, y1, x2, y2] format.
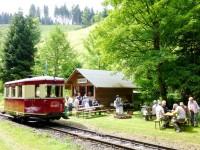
[85, 0, 200, 101]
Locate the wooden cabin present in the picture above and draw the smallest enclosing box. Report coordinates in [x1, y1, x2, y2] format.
[65, 69, 137, 107]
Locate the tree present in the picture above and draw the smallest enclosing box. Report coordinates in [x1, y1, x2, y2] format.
[82, 7, 95, 26]
[81, 7, 91, 26]
[36, 7, 41, 19]
[54, 5, 70, 24]
[85, 0, 200, 101]
[34, 27, 79, 77]
[1, 12, 40, 82]
[0, 12, 13, 24]
[163, 1, 200, 101]
[44, 5, 49, 18]
[29, 4, 37, 17]
[41, 5, 53, 25]
[71, 5, 82, 25]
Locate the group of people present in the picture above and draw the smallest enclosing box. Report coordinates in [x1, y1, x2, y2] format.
[152, 96, 199, 132]
[65, 92, 100, 115]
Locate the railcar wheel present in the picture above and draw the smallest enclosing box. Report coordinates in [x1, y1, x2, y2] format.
[19, 117, 28, 124]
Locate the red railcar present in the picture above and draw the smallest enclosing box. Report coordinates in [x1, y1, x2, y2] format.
[4, 76, 65, 120]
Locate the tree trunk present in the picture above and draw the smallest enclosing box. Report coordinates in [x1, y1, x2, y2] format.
[153, 21, 168, 100]
[157, 63, 167, 100]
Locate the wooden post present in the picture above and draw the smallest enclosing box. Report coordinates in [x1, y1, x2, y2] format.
[94, 86, 96, 99]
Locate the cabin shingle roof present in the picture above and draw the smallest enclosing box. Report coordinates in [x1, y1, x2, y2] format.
[67, 69, 136, 88]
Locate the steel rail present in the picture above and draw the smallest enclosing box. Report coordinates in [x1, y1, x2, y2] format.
[47, 123, 177, 150]
[0, 113, 176, 150]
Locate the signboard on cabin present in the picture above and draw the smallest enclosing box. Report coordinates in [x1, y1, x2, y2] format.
[77, 78, 87, 84]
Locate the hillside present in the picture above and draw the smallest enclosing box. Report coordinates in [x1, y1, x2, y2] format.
[0, 24, 93, 67]
[68, 25, 95, 57]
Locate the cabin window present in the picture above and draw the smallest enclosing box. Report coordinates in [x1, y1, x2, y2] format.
[35, 85, 40, 98]
[46, 85, 63, 98]
[18, 86, 22, 97]
[6, 87, 9, 97]
[87, 86, 94, 96]
[11, 86, 15, 97]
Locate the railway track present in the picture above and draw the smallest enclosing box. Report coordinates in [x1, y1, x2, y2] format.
[0, 113, 176, 150]
[47, 123, 177, 150]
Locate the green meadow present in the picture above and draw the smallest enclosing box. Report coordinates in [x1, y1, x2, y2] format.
[68, 114, 200, 149]
[0, 120, 80, 150]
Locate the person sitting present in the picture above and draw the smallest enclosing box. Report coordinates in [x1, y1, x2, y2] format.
[156, 101, 170, 128]
[92, 99, 99, 106]
[89, 98, 93, 107]
[152, 100, 157, 116]
[161, 100, 170, 127]
[162, 100, 170, 113]
[82, 95, 90, 108]
[180, 102, 189, 116]
[171, 103, 186, 132]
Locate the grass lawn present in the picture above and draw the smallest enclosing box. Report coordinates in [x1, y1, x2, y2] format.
[0, 120, 80, 150]
[41, 24, 82, 38]
[68, 113, 200, 147]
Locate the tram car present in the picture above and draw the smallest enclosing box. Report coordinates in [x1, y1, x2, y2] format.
[4, 76, 65, 121]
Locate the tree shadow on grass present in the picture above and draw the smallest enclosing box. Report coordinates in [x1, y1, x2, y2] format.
[56, 114, 108, 129]
[184, 126, 198, 133]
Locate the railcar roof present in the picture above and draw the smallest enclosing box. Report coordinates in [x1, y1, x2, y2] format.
[5, 76, 64, 85]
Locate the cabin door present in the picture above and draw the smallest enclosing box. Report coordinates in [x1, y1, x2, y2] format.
[79, 86, 86, 97]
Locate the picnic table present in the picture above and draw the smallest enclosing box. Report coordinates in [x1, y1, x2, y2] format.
[76, 105, 107, 118]
[164, 112, 174, 117]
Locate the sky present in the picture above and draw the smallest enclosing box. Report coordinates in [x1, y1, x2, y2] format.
[0, 0, 104, 16]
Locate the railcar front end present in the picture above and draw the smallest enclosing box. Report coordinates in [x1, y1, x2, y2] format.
[4, 76, 65, 120]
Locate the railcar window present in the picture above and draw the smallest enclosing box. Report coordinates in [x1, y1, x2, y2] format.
[11, 87, 15, 97]
[18, 86, 22, 97]
[46, 85, 63, 98]
[35, 85, 40, 98]
[55, 86, 59, 97]
[47, 86, 52, 97]
[6, 87, 9, 97]
[55, 86, 63, 97]
[60, 86, 63, 97]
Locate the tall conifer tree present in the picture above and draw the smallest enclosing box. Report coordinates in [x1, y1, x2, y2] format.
[2, 12, 40, 82]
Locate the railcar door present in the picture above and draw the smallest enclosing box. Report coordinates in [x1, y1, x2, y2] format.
[46, 85, 64, 113]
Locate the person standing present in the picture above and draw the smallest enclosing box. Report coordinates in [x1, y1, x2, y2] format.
[73, 98, 80, 111]
[67, 97, 74, 116]
[114, 95, 123, 115]
[188, 97, 199, 127]
[76, 92, 83, 106]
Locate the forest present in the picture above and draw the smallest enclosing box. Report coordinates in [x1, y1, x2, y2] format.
[0, 4, 108, 26]
[0, 0, 200, 104]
